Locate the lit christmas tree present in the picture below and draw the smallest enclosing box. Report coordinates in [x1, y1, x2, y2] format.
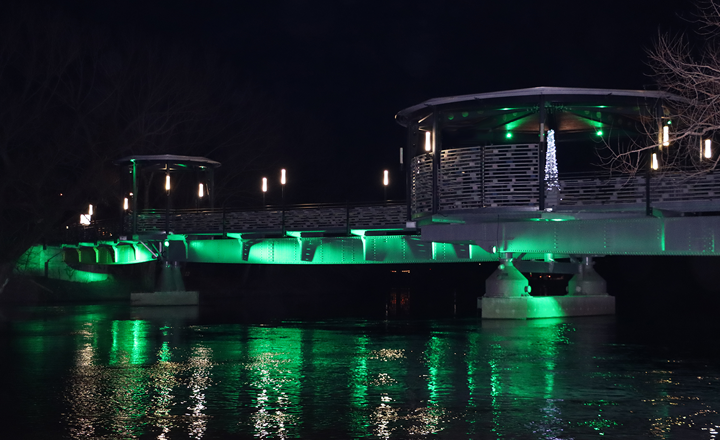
[545, 129, 559, 190]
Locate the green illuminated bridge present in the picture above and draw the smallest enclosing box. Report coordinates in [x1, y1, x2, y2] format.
[28, 87, 720, 317]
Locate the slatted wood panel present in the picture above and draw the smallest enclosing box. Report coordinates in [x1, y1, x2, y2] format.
[134, 205, 406, 233]
[654, 173, 720, 202]
[411, 155, 433, 214]
[558, 175, 645, 206]
[482, 144, 539, 207]
[439, 146, 484, 210]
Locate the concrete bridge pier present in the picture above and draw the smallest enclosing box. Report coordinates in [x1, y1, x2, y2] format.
[484, 254, 531, 298]
[480, 255, 615, 319]
[567, 256, 607, 296]
[131, 243, 199, 305]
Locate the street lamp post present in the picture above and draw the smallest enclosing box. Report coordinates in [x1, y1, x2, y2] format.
[383, 169, 389, 203]
[280, 169, 286, 236]
[262, 177, 267, 206]
[165, 170, 171, 236]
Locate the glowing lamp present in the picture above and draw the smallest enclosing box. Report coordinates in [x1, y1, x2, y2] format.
[383, 170, 389, 186]
[596, 130, 603, 136]
[662, 126, 669, 147]
[165, 174, 171, 191]
[88, 204, 93, 216]
[652, 153, 659, 170]
[262, 177, 268, 193]
[705, 139, 712, 159]
[424, 131, 431, 152]
[281, 169, 286, 185]
[505, 132, 513, 139]
[198, 183, 204, 198]
[123, 197, 129, 210]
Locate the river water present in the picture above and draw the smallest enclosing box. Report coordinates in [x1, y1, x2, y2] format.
[0, 302, 719, 439]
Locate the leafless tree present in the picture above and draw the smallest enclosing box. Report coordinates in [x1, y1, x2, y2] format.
[606, 1, 720, 175]
[0, 5, 284, 285]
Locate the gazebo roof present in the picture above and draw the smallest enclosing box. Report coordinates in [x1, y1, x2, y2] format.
[114, 154, 221, 171]
[395, 86, 685, 128]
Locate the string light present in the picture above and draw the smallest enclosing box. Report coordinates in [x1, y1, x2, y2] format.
[545, 129, 559, 190]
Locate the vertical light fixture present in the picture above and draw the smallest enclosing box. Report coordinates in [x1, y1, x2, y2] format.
[652, 153, 659, 170]
[662, 125, 670, 147]
[383, 169, 389, 202]
[424, 131, 432, 152]
[88, 204, 93, 216]
[198, 183, 205, 198]
[165, 174, 171, 192]
[280, 169, 286, 202]
[705, 139, 712, 159]
[123, 198, 129, 210]
[262, 177, 267, 205]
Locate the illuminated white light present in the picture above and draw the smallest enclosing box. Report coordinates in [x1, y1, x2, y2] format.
[652, 153, 659, 170]
[88, 204, 93, 216]
[705, 139, 712, 159]
[281, 169, 286, 185]
[383, 170, 389, 186]
[424, 131, 432, 152]
[663, 126, 669, 147]
[262, 177, 267, 193]
[198, 183, 204, 198]
[165, 174, 171, 191]
[123, 198, 129, 210]
[544, 129, 559, 190]
[80, 214, 90, 225]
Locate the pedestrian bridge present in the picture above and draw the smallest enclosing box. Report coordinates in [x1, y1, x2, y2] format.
[58, 167, 720, 267]
[26, 87, 720, 317]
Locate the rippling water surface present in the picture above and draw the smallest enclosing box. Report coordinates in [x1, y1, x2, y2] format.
[1, 304, 719, 439]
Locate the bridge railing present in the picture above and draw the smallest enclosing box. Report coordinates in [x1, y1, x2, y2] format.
[130, 201, 408, 235]
[555, 170, 720, 210]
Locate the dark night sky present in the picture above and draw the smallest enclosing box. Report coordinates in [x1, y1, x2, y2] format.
[25, 0, 697, 202]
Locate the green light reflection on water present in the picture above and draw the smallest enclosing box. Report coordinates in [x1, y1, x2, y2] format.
[245, 326, 303, 439]
[349, 334, 370, 436]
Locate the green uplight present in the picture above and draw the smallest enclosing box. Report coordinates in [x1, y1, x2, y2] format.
[596, 130, 603, 136]
[505, 132, 513, 139]
[461, 111, 469, 118]
[667, 120, 672, 125]
[164, 240, 169, 247]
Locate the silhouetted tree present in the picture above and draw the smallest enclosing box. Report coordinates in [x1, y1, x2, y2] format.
[0, 5, 283, 288]
[605, 1, 720, 174]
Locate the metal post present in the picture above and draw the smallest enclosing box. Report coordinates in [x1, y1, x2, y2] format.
[646, 159, 652, 216]
[431, 110, 440, 215]
[538, 99, 547, 211]
[165, 163, 170, 236]
[209, 167, 215, 209]
[405, 122, 416, 222]
[131, 160, 138, 236]
[346, 200, 351, 236]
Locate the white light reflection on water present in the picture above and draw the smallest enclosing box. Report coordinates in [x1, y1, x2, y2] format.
[245, 327, 301, 439]
[7, 307, 720, 438]
[186, 345, 212, 439]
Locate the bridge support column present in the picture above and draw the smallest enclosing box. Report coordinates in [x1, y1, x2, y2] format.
[567, 256, 606, 296]
[480, 255, 615, 319]
[480, 254, 533, 319]
[131, 260, 199, 306]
